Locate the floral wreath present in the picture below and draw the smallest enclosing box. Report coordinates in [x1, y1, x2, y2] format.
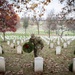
[22, 42, 34, 53]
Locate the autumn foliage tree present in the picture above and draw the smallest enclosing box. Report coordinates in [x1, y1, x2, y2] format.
[0, 0, 20, 41]
[10, 0, 51, 36]
[59, 0, 75, 18]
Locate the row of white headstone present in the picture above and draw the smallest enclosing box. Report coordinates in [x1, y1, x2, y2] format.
[0, 39, 73, 55]
[40, 36, 49, 45]
[0, 45, 22, 54]
[41, 36, 73, 47]
[7, 40, 24, 46]
[50, 42, 68, 49]
[0, 56, 75, 73]
[0, 56, 43, 73]
[0, 35, 26, 40]
[34, 57, 75, 73]
[0, 37, 30, 54]
[0, 44, 66, 55]
[7, 37, 30, 45]
[45, 35, 75, 41]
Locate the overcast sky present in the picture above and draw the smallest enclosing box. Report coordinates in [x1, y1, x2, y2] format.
[9, 0, 65, 19]
[43, 0, 64, 19]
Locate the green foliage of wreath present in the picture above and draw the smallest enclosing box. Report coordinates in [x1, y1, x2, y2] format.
[23, 42, 34, 53]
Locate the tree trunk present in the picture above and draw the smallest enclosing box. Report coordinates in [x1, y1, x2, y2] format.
[60, 32, 63, 38]
[37, 24, 39, 35]
[36, 20, 39, 35]
[35, 18, 39, 35]
[49, 26, 50, 47]
[49, 29, 50, 38]
[49, 25, 50, 38]
[25, 28, 26, 39]
[60, 31, 65, 38]
[3, 32, 5, 42]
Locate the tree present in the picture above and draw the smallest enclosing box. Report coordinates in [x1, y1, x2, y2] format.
[46, 11, 57, 38]
[60, 0, 75, 18]
[8, 0, 52, 36]
[59, 0, 75, 35]
[66, 19, 75, 30]
[56, 15, 66, 38]
[11, 0, 51, 18]
[66, 18, 75, 35]
[33, 17, 40, 35]
[23, 17, 29, 38]
[35, 19, 40, 35]
[0, 0, 20, 41]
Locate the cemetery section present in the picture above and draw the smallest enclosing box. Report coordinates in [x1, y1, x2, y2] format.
[0, 36, 75, 75]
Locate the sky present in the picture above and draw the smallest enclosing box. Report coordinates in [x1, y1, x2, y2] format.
[45, 0, 63, 14]
[9, 0, 64, 19]
[43, 0, 64, 19]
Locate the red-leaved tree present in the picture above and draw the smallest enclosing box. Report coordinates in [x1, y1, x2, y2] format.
[0, 0, 20, 41]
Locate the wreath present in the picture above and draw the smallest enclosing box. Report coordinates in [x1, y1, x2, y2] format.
[23, 42, 34, 53]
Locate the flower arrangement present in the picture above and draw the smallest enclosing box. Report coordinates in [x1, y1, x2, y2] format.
[23, 42, 34, 53]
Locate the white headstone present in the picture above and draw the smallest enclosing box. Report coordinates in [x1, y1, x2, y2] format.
[0, 46, 2, 54]
[13, 40, 16, 43]
[10, 43, 14, 48]
[56, 46, 61, 55]
[34, 57, 43, 72]
[0, 57, 5, 72]
[57, 41, 60, 45]
[21, 40, 23, 43]
[67, 41, 70, 45]
[50, 43, 54, 48]
[7, 41, 10, 45]
[17, 45, 22, 54]
[63, 43, 67, 48]
[73, 58, 75, 72]
[17, 41, 20, 45]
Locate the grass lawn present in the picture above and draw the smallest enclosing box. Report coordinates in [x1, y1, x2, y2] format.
[0, 38, 75, 75]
